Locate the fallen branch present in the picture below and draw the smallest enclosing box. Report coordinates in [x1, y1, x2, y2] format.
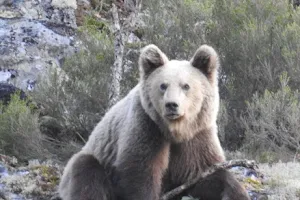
[160, 159, 257, 200]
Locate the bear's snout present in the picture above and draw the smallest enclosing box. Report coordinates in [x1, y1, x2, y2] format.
[165, 101, 183, 120]
[165, 102, 178, 111]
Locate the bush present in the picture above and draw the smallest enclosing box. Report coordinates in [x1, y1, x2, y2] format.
[142, 0, 213, 59]
[33, 18, 114, 146]
[0, 93, 47, 161]
[206, 0, 300, 149]
[241, 73, 300, 162]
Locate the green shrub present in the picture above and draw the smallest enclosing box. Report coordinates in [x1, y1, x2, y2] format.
[33, 20, 114, 145]
[204, 0, 300, 149]
[0, 93, 47, 161]
[257, 151, 278, 164]
[241, 73, 300, 161]
[142, 0, 213, 59]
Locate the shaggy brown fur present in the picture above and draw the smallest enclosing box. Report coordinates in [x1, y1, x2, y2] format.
[58, 44, 250, 200]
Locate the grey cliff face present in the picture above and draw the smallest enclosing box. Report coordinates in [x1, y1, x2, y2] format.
[0, 0, 78, 91]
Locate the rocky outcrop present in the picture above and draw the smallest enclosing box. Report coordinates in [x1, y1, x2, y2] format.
[0, 82, 26, 105]
[0, 0, 79, 91]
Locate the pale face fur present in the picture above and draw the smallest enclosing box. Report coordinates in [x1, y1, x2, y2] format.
[139, 45, 220, 142]
[149, 61, 204, 120]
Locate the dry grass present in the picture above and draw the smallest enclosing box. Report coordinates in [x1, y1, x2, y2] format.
[259, 162, 300, 200]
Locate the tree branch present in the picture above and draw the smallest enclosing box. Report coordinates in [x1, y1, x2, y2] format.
[160, 159, 257, 200]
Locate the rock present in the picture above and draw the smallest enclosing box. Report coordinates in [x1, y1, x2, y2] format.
[0, 0, 13, 7]
[51, 0, 77, 9]
[229, 166, 269, 200]
[0, 68, 17, 82]
[0, 0, 79, 91]
[293, 0, 300, 7]
[0, 9, 22, 18]
[127, 32, 140, 43]
[0, 83, 27, 105]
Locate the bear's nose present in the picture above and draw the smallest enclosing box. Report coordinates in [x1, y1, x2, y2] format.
[165, 102, 178, 110]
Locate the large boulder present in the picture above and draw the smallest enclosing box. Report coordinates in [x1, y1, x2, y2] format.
[0, 0, 79, 91]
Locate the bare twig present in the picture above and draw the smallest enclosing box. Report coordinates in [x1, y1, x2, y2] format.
[160, 159, 257, 200]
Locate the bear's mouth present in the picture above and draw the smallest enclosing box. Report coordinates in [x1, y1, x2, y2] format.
[165, 113, 182, 120]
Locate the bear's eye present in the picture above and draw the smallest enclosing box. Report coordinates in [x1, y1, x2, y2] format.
[160, 83, 168, 91]
[183, 84, 190, 90]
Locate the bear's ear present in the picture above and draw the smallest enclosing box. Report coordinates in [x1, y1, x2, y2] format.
[139, 44, 169, 77]
[190, 45, 220, 84]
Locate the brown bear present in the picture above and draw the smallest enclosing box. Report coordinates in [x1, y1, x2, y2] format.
[58, 44, 250, 200]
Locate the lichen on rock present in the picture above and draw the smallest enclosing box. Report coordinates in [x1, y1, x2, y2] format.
[0, 155, 63, 200]
[0, 0, 78, 91]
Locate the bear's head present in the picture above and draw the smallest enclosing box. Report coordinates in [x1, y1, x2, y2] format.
[139, 44, 220, 143]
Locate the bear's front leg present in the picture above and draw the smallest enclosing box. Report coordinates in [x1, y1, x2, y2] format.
[58, 152, 116, 200]
[187, 168, 250, 200]
[114, 131, 170, 200]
